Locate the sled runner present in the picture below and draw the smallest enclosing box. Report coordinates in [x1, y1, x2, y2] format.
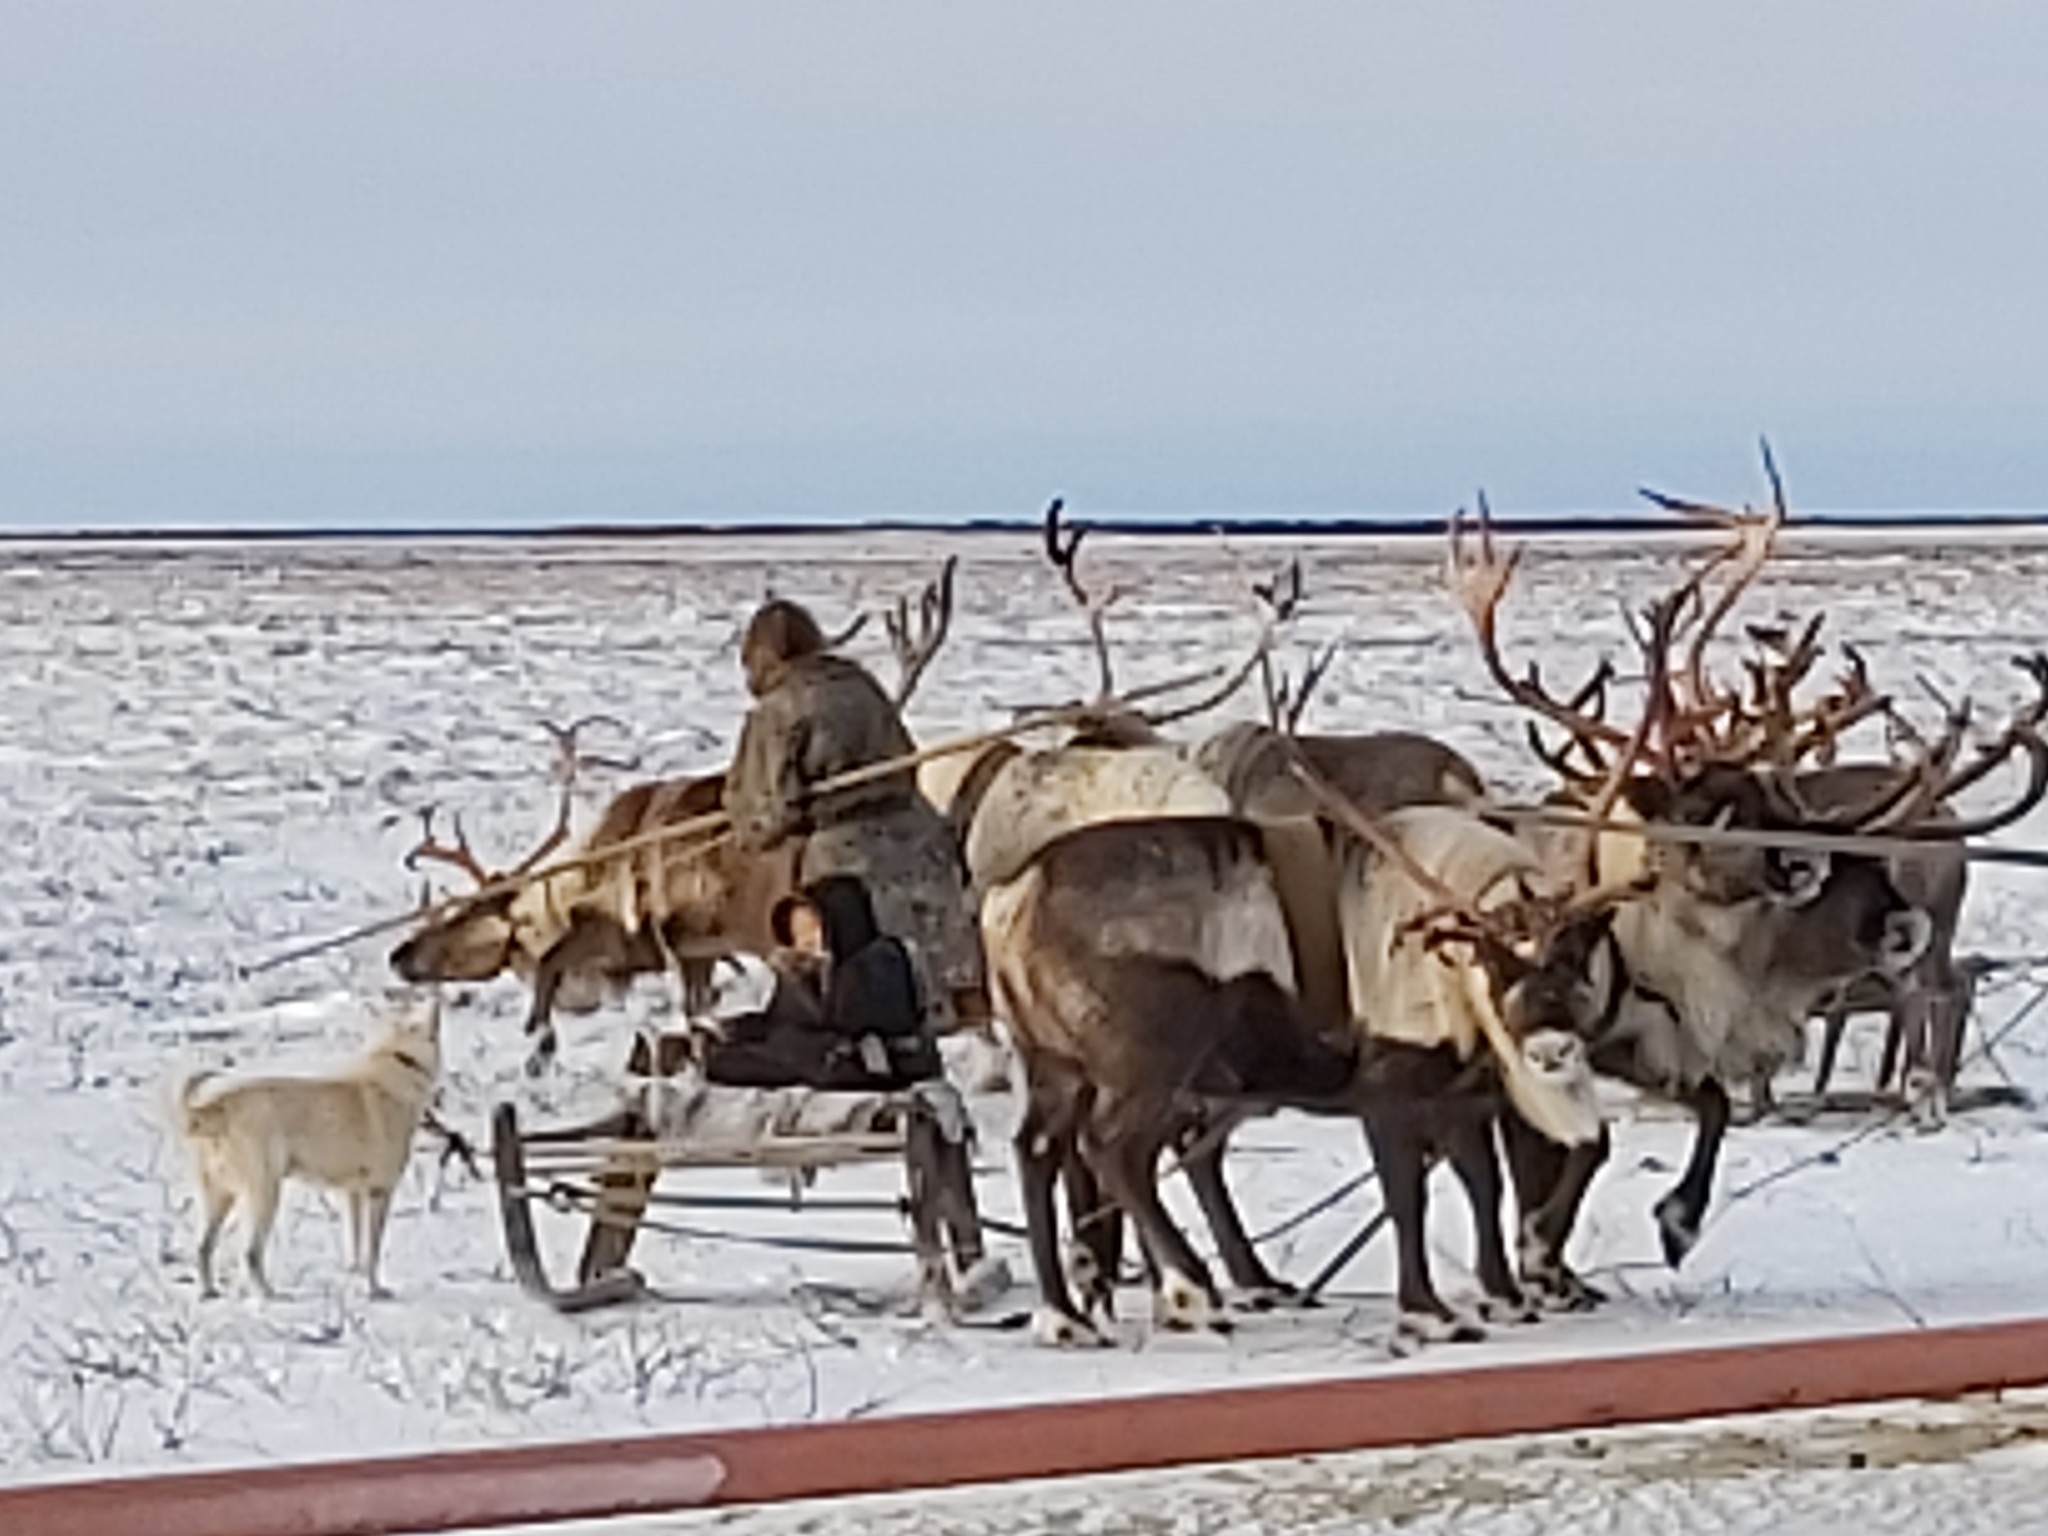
[489, 1031, 986, 1314]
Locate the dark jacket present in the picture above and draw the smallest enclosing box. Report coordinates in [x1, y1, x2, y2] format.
[704, 875, 939, 1090]
[722, 652, 982, 1014]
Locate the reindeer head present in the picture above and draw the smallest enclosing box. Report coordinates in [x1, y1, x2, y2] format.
[387, 809, 530, 984]
[1399, 865, 1649, 1148]
[387, 718, 624, 985]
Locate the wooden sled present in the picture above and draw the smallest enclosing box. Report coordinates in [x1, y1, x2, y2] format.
[490, 1033, 985, 1314]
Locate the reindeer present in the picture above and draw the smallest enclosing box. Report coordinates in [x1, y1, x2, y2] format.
[1789, 642, 2045, 1123]
[940, 503, 1534, 1330]
[390, 562, 960, 1074]
[1446, 473, 2048, 1295]
[984, 715, 1752, 1347]
[389, 760, 775, 1075]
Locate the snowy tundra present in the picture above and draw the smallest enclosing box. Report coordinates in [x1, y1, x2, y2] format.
[2, 525, 2047, 1483]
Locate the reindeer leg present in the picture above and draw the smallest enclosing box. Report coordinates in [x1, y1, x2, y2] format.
[1366, 1116, 1481, 1344]
[1015, 1103, 1103, 1347]
[1061, 1148, 1121, 1323]
[1501, 1112, 1608, 1310]
[1653, 1078, 1730, 1268]
[1446, 1111, 1530, 1321]
[1813, 991, 1851, 1098]
[1908, 968, 1961, 1129]
[1180, 1123, 1295, 1308]
[1877, 997, 1906, 1093]
[1084, 1121, 1226, 1335]
[523, 940, 571, 1077]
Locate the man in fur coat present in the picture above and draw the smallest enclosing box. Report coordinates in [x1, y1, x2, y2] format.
[722, 598, 984, 1031]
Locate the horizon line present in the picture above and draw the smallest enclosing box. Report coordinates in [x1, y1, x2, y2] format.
[7, 507, 2048, 544]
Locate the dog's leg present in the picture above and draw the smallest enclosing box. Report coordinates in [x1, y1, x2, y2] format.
[196, 1175, 232, 1300]
[361, 1187, 395, 1299]
[242, 1174, 281, 1298]
[346, 1196, 370, 1277]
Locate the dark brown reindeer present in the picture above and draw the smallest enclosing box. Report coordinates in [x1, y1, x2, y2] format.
[1793, 649, 2048, 1118]
[981, 793, 1653, 1346]
[1451, 482, 2048, 1298]
[953, 503, 1538, 1336]
[972, 510, 1646, 1342]
[390, 562, 959, 1074]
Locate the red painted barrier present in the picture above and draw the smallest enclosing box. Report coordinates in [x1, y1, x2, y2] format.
[7, 1315, 2048, 1536]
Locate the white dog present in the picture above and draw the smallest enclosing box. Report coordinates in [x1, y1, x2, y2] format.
[174, 1000, 442, 1298]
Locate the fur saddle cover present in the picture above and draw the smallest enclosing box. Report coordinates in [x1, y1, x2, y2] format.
[634, 1066, 973, 1154]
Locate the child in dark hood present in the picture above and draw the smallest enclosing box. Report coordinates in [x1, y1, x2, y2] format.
[702, 874, 941, 1091]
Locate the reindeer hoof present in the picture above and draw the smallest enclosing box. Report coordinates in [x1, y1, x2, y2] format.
[1654, 1196, 1701, 1269]
[1062, 1247, 1118, 1323]
[1395, 1308, 1486, 1348]
[1153, 1269, 1229, 1334]
[1905, 1068, 1949, 1131]
[1031, 1305, 1109, 1349]
[1476, 1290, 1539, 1326]
[1529, 1268, 1605, 1312]
[1231, 1280, 1300, 1313]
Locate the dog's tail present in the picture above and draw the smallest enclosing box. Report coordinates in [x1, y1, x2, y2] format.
[171, 1069, 227, 1141]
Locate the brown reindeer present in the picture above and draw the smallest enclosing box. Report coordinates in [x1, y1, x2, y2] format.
[391, 561, 961, 1074]
[389, 759, 794, 1075]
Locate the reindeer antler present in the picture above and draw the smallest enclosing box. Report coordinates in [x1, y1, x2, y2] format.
[1447, 494, 1634, 760]
[887, 555, 958, 708]
[1242, 555, 1334, 733]
[405, 807, 492, 887]
[1043, 498, 1123, 701]
[512, 717, 618, 878]
[1275, 638, 1341, 734]
[1862, 653, 2048, 839]
[1639, 440, 1786, 732]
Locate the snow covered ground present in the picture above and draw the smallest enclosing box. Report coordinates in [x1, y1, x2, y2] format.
[4, 524, 2048, 1488]
[520, 1389, 2048, 1535]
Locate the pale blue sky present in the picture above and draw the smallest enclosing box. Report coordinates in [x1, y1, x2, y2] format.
[3, 5, 2044, 528]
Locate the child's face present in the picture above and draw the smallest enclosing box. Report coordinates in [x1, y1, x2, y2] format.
[787, 902, 826, 954]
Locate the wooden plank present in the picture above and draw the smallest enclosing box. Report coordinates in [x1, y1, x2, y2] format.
[9, 1315, 2048, 1536]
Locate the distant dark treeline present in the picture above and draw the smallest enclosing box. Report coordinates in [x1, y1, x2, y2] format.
[4, 511, 2046, 543]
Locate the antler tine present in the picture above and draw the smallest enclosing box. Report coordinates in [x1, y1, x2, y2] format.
[1759, 435, 1788, 521]
[1042, 496, 1118, 701]
[1673, 506, 1782, 730]
[510, 720, 591, 879]
[1252, 558, 1305, 624]
[821, 611, 871, 649]
[1239, 554, 1309, 730]
[1525, 721, 1607, 787]
[1142, 635, 1270, 730]
[404, 806, 493, 887]
[887, 554, 959, 708]
[1042, 496, 1089, 608]
[1637, 485, 1750, 527]
[1846, 694, 1974, 834]
[541, 713, 640, 775]
[1279, 638, 1342, 733]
